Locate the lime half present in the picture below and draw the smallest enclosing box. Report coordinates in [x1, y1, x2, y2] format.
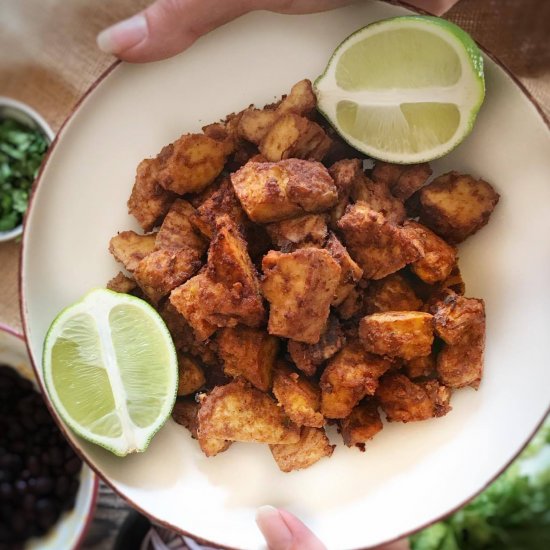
[43, 289, 178, 456]
[314, 16, 485, 163]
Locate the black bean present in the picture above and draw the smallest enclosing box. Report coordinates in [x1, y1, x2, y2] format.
[0, 483, 13, 501]
[64, 457, 81, 476]
[34, 477, 54, 496]
[27, 455, 40, 476]
[11, 441, 25, 454]
[14, 480, 27, 494]
[54, 476, 69, 498]
[68, 478, 80, 498]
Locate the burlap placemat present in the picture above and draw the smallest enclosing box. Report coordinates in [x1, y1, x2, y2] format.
[1, 0, 549, 334]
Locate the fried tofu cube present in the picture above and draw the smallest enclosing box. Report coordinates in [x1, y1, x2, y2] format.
[418, 172, 500, 243]
[133, 248, 202, 303]
[376, 373, 438, 422]
[262, 248, 341, 344]
[238, 108, 279, 144]
[372, 161, 432, 200]
[259, 113, 332, 162]
[340, 400, 383, 449]
[288, 315, 345, 376]
[402, 220, 457, 284]
[155, 199, 208, 255]
[172, 400, 231, 457]
[266, 214, 328, 251]
[197, 379, 300, 444]
[270, 427, 334, 473]
[419, 380, 452, 417]
[217, 326, 279, 391]
[438, 264, 466, 296]
[177, 354, 206, 396]
[351, 174, 406, 224]
[404, 354, 436, 379]
[231, 159, 338, 223]
[328, 158, 362, 226]
[335, 286, 365, 320]
[107, 272, 137, 294]
[277, 79, 317, 117]
[128, 158, 176, 232]
[109, 230, 157, 272]
[364, 273, 423, 314]
[428, 292, 485, 345]
[272, 363, 324, 428]
[338, 204, 423, 279]
[359, 312, 434, 360]
[437, 322, 485, 389]
[320, 340, 392, 419]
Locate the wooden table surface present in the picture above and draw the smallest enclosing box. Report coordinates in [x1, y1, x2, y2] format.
[1, 0, 548, 548]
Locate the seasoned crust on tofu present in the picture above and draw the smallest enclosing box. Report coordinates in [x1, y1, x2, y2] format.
[372, 161, 432, 201]
[402, 220, 457, 284]
[325, 232, 363, 306]
[418, 172, 500, 243]
[270, 427, 334, 472]
[262, 248, 341, 344]
[276, 79, 317, 117]
[340, 400, 383, 448]
[155, 134, 231, 195]
[109, 230, 156, 273]
[338, 204, 423, 279]
[238, 108, 279, 144]
[155, 199, 208, 255]
[420, 380, 452, 417]
[335, 286, 365, 321]
[231, 159, 338, 223]
[197, 379, 301, 444]
[266, 214, 328, 252]
[107, 272, 137, 294]
[217, 326, 279, 392]
[177, 354, 206, 396]
[320, 340, 392, 419]
[128, 158, 176, 232]
[404, 354, 436, 379]
[328, 158, 362, 225]
[133, 248, 202, 303]
[364, 273, 423, 314]
[359, 311, 434, 360]
[272, 362, 324, 428]
[288, 315, 345, 377]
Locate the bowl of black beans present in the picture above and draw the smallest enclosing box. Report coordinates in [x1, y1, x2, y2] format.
[0, 324, 98, 550]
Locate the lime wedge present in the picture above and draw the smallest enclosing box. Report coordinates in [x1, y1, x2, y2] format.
[43, 289, 178, 456]
[314, 16, 485, 163]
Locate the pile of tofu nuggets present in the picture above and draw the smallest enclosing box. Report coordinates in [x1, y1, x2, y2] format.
[107, 80, 499, 472]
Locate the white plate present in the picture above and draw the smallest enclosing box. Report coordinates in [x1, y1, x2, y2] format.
[21, 2, 550, 548]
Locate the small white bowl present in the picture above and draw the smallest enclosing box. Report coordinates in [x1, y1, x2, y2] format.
[0, 324, 98, 549]
[0, 97, 54, 242]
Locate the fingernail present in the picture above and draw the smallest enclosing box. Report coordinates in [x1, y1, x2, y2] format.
[97, 14, 148, 54]
[256, 505, 293, 550]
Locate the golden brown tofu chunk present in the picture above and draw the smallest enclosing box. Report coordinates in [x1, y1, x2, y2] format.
[372, 161, 432, 201]
[287, 315, 345, 376]
[404, 354, 436, 379]
[335, 286, 365, 321]
[438, 264, 466, 296]
[197, 379, 300, 444]
[338, 204, 423, 280]
[428, 292, 485, 345]
[177, 354, 206, 396]
[328, 158, 362, 226]
[364, 273, 423, 314]
[402, 220, 457, 284]
[376, 373, 435, 422]
[359, 311, 434, 360]
[320, 340, 392, 419]
[266, 214, 328, 251]
[109, 230, 156, 272]
[259, 113, 331, 162]
[437, 322, 485, 389]
[217, 326, 279, 392]
[155, 134, 231, 195]
[155, 199, 208, 255]
[262, 248, 341, 344]
[128, 158, 176, 232]
[340, 400, 383, 449]
[106, 272, 137, 294]
[420, 380, 452, 417]
[133, 248, 202, 303]
[277, 79, 317, 117]
[418, 172, 500, 243]
[325, 233, 363, 306]
[351, 174, 406, 224]
[238, 108, 279, 144]
[231, 159, 338, 223]
[270, 427, 334, 473]
[272, 363, 324, 428]
[172, 400, 231, 457]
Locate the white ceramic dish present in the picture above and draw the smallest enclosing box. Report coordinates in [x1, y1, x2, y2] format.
[0, 97, 54, 242]
[0, 324, 98, 549]
[20, 1, 550, 548]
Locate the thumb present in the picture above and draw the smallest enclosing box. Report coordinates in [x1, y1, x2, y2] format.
[97, 0, 252, 63]
[256, 506, 326, 550]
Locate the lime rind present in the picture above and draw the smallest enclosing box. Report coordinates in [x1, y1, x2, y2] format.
[314, 16, 485, 163]
[43, 288, 178, 457]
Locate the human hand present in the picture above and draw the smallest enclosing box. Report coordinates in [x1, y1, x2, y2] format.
[97, 0, 461, 63]
[255, 506, 410, 550]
